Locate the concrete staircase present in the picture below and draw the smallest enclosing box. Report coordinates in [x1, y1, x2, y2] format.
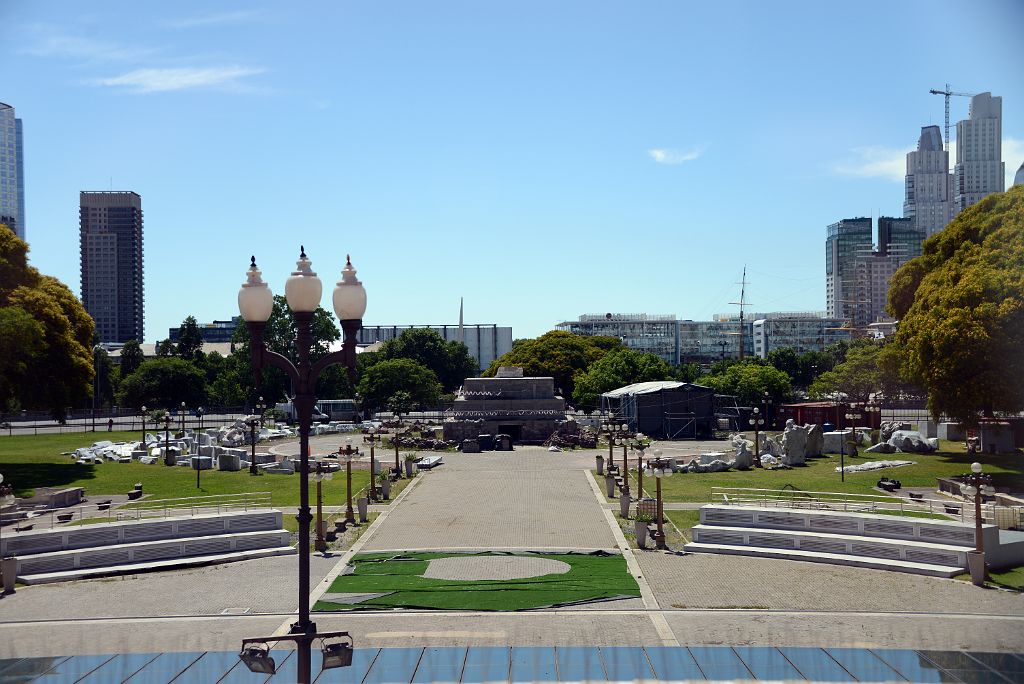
[684, 504, 996, 577]
[1, 509, 294, 585]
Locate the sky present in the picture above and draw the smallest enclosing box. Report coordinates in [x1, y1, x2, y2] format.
[2, 0, 1022, 343]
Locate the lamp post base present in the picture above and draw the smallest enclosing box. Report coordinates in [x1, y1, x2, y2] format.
[967, 550, 986, 586]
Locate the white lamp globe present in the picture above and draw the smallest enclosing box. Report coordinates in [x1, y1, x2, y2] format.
[333, 255, 367, 321]
[654, 468, 663, 478]
[238, 256, 274, 323]
[284, 246, 323, 313]
[971, 462, 982, 474]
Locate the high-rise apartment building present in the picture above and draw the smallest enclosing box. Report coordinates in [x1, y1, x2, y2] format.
[826, 217, 921, 329]
[825, 218, 872, 326]
[904, 125, 952, 237]
[954, 92, 1004, 213]
[0, 102, 25, 240]
[80, 191, 145, 343]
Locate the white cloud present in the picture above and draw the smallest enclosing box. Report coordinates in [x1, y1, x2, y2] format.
[648, 147, 705, 165]
[834, 146, 912, 182]
[164, 10, 264, 29]
[1004, 137, 1024, 188]
[91, 66, 265, 93]
[23, 28, 155, 62]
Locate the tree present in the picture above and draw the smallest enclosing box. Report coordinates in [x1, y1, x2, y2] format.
[357, 359, 442, 411]
[670, 363, 703, 384]
[117, 357, 207, 408]
[175, 315, 204, 361]
[482, 330, 622, 399]
[373, 329, 478, 392]
[887, 186, 1024, 424]
[387, 390, 415, 419]
[703, 361, 792, 406]
[155, 339, 175, 357]
[808, 343, 881, 404]
[572, 348, 674, 411]
[119, 338, 145, 377]
[0, 225, 95, 415]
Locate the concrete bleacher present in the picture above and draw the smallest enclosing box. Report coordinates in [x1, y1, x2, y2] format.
[684, 504, 1005, 577]
[1, 509, 294, 585]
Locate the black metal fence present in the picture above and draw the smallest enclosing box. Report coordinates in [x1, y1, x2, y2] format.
[0, 406, 251, 436]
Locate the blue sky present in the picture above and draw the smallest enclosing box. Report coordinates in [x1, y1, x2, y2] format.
[2, 1, 1022, 343]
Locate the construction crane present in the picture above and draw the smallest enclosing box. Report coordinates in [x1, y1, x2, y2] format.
[929, 83, 974, 152]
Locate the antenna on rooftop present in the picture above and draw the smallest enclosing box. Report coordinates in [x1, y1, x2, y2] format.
[728, 265, 750, 360]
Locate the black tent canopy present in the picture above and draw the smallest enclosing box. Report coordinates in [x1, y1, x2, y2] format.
[600, 381, 716, 439]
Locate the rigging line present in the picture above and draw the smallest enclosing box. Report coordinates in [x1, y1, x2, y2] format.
[747, 269, 821, 282]
[696, 270, 744, 320]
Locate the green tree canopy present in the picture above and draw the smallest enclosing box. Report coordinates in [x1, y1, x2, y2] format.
[482, 330, 622, 399]
[887, 186, 1024, 423]
[117, 357, 207, 409]
[370, 328, 478, 392]
[808, 343, 881, 404]
[357, 358, 442, 411]
[703, 361, 792, 406]
[386, 390, 415, 418]
[0, 225, 95, 415]
[571, 348, 675, 411]
[119, 338, 145, 377]
[175, 315, 204, 361]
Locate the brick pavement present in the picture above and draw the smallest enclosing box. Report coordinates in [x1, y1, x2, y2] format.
[360, 448, 616, 552]
[634, 550, 1024, 615]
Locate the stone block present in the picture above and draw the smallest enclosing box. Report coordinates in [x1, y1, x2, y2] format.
[218, 453, 241, 471]
[887, 430, 934, 453]
[190, 456, 213, 470]
[822, 431, 854, 455]
[938, 422, 965, 442]
[461, 439, 481, 453]
[254, 452, 276, 465]
[980, 423, 1015, 454]
[804, 424, 823, 457]
[199, 445, 215, 457]
[917, 420, 938, 439]
[865, 442, 896, 454]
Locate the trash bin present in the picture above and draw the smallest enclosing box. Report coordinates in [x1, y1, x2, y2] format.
[495, 434, 512, 451]
[477, 434, 495, 451]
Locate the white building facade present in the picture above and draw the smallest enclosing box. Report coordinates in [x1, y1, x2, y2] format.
[954, 92, 1004, 213]
[752, 314, 852, 358]
[356, 324, 513, 374]
[904, 125, 953, 237]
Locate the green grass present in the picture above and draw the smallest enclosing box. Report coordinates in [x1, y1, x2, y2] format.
[955, 565, 1024, 591]
[612, 441, 1023, 504]
[0, 431, 371, 507]
[314, 551, 640, 611]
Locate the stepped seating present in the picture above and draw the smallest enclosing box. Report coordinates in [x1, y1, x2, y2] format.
[2, 509, 294, 585]
[684, 504, 994, 577]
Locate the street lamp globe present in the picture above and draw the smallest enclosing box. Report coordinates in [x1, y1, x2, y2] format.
[285, 247, 322, 313]
[333, 256, 367, 322]
[971, 462, 982, 474]
[238, 257, 274, 322]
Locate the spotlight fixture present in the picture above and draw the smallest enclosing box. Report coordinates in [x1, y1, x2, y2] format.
[321, 633, 355, 669]
[239, 642, 276, 674]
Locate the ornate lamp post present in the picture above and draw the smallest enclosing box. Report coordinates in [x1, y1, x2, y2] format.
[256, 396, 267, 428]
[601, 419, 628, 473]
[140, 405, 147, 444]
[340, 439, 356, 524]
[163, 414, 173, 467]
[762, 391, 773, 430]
[197, 406, 205, 433]
[842, 408, 859, 482]
[961, 462, 995, 585]
[180, 401, 187, 433]
[246, 415, 261, 475]
[630, 434, 649, 498]
[748, 407, 765, 467]
[365, 427, 380, 501]
[238, 249, 365, 683]
[643, 454, 673, 550]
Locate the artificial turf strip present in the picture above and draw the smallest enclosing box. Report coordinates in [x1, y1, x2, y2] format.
[313, 551, 641, 612]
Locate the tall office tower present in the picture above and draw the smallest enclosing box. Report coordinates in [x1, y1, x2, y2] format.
[1014, 161, 1024, 188]
[904, 125, 952, 237]
[954, 92, 1004, 213]
[0, 102, 26, 240]
[878, 216, 924, 262]
[825, 218, 872, 327]
[80, 191, 144, 343]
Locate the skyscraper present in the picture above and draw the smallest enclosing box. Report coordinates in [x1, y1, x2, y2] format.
[825, 218, 872, 326]
[0, 102, 25, 240]
[954, 92, 1004, 213]
[904, 125, 952, 237]
[80, 191, 145, 343]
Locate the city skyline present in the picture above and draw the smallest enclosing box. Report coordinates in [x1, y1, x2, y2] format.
[2, 2, 1022, 342]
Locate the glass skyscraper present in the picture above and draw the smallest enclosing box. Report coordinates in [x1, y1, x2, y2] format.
[0, 102, 25, 240]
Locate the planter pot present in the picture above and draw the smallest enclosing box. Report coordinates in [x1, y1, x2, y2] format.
[596, 455, 604, 476]
[356, 497, 368, 523]
[404, 460, 415, 478]
[605, 475, 616, 499]
[380, 479, 391, 500]
[619, 493, 631, 518]
[634, 521, 649, 548]
[967, 550, 986, 586]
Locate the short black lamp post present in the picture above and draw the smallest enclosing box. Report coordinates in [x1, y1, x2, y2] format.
[237, 249, 365, 683]
[961, 462, 995, 585]
[643, 455, 673, 550]
[180, 401, 187, 433]
[246, 415, 261, 476]
[140, 405, 148, 444]
[842, 408, 859, 482]
[762, 391, 773, 430]
[365, 427, 380, 501]
[630, 434, 649, 498]
[256, 396, 267, 428]
[196, 406, 205, 433]
[163, 414, 173, 467]
[748, 408, 765, 467]
[340, 440, 357, 524]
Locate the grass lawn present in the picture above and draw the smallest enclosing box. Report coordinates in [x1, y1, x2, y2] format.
[609, 441, 1023, 504]
[314, 551, 640, 611]
[955, 565, 1024, 591]
[0, 431, 371, 507]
